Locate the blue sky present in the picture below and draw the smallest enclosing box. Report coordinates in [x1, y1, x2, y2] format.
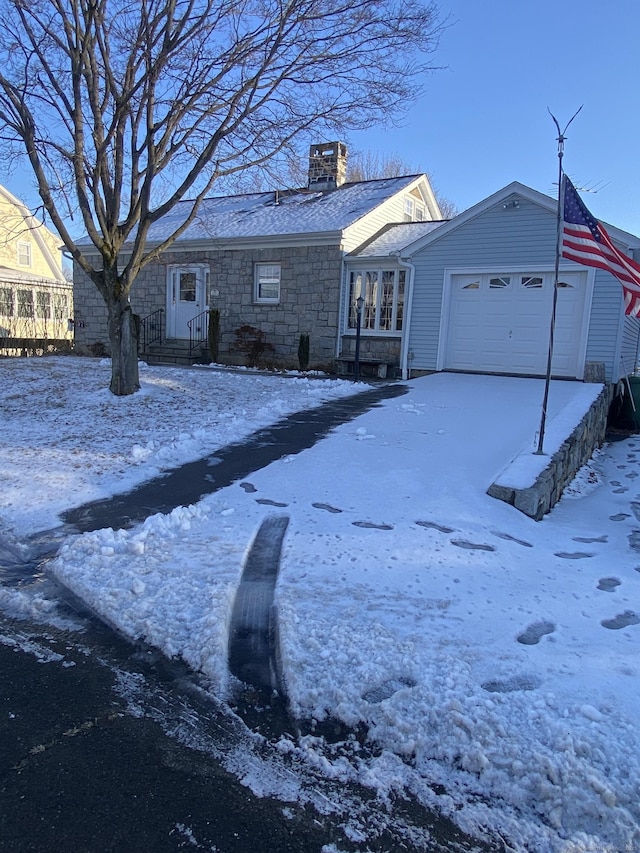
[2, 0, 639, 238]
[349, 0, 640, 234]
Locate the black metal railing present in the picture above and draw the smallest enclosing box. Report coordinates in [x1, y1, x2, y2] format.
[188, 309, 210, 356]
[139, 309, 164, 352]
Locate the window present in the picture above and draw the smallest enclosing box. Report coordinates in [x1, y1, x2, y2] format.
[489, 276, 510, 289]
[522, 276, 543, 289]
[17, 241, 32, 267]
[347, 268, 406, 333]
[17, 289, 34, 318]
[178, 271, 197, 302]
[0, 287, 13, 317]
[36, 291, 51, 319]
[404, 198, 414, 221]
[53, 293, 68, 320]
[255, 263, 281, 303]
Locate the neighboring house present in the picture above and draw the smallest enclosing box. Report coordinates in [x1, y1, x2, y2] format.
[0, 185, 71, 353]
[347, 181, 640, 384]
[72, 142, 443, 368]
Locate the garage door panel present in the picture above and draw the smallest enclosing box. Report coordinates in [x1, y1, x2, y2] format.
[445, 272, 586, 377]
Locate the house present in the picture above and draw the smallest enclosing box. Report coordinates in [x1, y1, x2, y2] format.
[0, 185, 72, 354]
[347, 181, 640, 385]
[72, 142, 443, 368]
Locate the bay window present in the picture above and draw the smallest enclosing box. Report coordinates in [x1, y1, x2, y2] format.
[347, 268, 406, 333]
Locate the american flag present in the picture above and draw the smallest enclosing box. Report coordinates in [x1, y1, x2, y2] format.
[562, 174, 640, 317]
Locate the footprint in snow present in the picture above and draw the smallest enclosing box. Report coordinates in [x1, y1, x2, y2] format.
[610, 513, 631, 521]
[255, 498, 289, 507]
[312, 502, 343, 514]
[554, 552, 594, 559]
[517, 620, 555, 645]
[597, 577, 621, 592]
[451, 539, 496, 552]
[482, 674, 541, 693]
[352, 521, 394, 530]
[363, 676, 416, 703]
[572, 535, 607, 543]
[240, 482, 257, 493]
[627, 471, 639, 480]
[415, 520, 455, 534]
[601, 611, 640, 630]
[492, 531, 533, 548]
[613, 488, 629, 494]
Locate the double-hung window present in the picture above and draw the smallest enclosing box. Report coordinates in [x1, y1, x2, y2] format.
[17, 241, 32, 267]
[347, 268, 406, 333]
[0, 287, 13, 317]
[17, 289, 34, 318]
[254, 263, 281, 304]
[36, 291, 51, 319]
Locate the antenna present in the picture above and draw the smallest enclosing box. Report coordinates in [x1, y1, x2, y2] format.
[536, 106, 583, 456]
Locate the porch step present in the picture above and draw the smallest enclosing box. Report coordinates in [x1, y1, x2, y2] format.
[141, 340, 208, 366]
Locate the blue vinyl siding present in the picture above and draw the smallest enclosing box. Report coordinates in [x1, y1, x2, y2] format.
[620, 312, 640, 376]
[407, 195, 629, 383]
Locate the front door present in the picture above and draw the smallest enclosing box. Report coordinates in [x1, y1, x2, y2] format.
[167, 266, 207, 339]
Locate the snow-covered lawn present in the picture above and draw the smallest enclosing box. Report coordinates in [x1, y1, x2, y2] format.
[1, 356, 639, 853]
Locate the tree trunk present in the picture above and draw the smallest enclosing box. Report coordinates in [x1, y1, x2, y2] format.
[107, 296, 140, 396]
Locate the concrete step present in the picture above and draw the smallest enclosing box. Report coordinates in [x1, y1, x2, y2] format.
[141, 340, 208, 366]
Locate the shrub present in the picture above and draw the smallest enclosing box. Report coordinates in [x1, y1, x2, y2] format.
[298, 333, 310, 371]
[230, 325, 275, 367]
[208, 309, 220, 362]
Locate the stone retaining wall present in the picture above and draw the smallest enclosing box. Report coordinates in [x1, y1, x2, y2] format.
[487, 384, 613, 520]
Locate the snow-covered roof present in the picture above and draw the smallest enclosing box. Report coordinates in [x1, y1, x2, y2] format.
[139, 175, 425, 244]
[349, 220, 446, 258]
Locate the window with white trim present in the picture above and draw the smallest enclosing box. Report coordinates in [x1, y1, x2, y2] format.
[0, 287, 13, 317]
[17, 289, 34, 318]
[404, 198, 414, 221]
[36, 290, 51, 319]
[254, 263, 281, 303]
[17, 241, 32, 267]
[53, 293, 68, 320]
[347, 268, 406, 333]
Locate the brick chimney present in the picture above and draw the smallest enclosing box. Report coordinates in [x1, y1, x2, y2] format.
[308, 142, 347, 190]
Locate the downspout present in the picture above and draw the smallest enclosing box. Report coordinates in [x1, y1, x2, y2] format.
[395, 253, 416, 380]
[335, 254, 346, 359]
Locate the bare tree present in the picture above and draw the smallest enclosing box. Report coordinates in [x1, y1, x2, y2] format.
[0, 0, 445, 395]
[347, 149, 458, 218]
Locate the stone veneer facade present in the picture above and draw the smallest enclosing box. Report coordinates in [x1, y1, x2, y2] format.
[487, 382, 613, 520]
[73, 243, 344, 368]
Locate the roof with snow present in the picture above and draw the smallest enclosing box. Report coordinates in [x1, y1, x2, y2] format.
[349, 220, 447, 258]
[140, 175, 425, 244]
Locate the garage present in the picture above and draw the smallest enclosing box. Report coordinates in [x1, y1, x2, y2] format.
[443, 270, 588, 378]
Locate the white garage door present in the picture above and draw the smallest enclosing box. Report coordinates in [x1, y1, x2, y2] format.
[444, 271, 587, 377]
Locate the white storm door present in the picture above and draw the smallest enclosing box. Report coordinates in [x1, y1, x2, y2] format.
[168, 267, 207, 339]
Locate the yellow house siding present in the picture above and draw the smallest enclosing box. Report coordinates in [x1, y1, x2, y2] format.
[0, 187, 64, 280]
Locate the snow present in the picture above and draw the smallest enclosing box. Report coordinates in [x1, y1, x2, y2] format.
[350, 220, 446, 257]
[2, 356, 640, 852]
[81, 175, 423, 245]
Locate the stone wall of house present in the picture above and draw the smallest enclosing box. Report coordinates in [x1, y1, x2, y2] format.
[339, 334, 402, 364]
[73, 244, 344, 367]
[487, 383, 613, 520]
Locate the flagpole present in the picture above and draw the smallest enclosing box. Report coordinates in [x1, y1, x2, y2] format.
[535, 107, 583, 455]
